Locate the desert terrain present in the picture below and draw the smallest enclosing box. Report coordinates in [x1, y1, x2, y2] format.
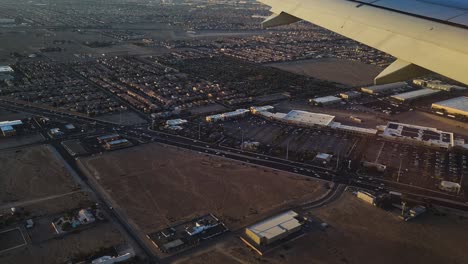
[0, 145, 80, 204]
[0, 222, 124, 264]
[79, 143, 328, 233]
[176, 192, 468, 264]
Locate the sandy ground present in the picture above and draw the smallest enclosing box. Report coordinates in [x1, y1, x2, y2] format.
[267, 59, 382, 87]
[0, 222, 124, 264]
[0, 145, 80, 204]
[177, 192, 468, 264]
[79, 143, 327, 233]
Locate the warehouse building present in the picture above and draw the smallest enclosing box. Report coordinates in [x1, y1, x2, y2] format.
[1, 125, 15, 137]
[206, 109, 249, 122]
[97, 134, 120, 143]
[340, 91, 361, 100]
[330, 122, 378, 135]
[245, 210, 302, 246]
[166, 119, 188, 126]
[357, 191, 376, 205]
[431, 97, 468, 117]
[381, 122, 454, 149]
[0, 65, 14, 81]
[250, 105, 274, 114]
[0, 120, 22, 136]
[391, 88, 440, 102]
[361, 82, 408, 95]
[309, 96, 342, 106]
[105, 139, 131, 150]
[282, 110, 335, 127]
[413, 79, 466, 92]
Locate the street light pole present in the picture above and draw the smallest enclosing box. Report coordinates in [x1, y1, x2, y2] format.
[198, 122, 201, 140]
[397, 155, 403, 183]
[286, 139, 289, 160]
[241, 130, 244, 150]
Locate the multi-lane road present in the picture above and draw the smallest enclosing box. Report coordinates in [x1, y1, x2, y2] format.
[2, 99, 468, 263]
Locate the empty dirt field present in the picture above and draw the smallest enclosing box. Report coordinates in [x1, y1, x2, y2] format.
[79, 143, 328, 233]
[176, 192, 468, 264]
[0, 222, 124, 264]
[0, 145, 80, 204]
[267, 58, 382, 87]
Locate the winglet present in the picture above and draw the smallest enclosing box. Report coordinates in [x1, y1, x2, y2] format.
[262, 12, 302, 28]
[374, 59, 431, 85]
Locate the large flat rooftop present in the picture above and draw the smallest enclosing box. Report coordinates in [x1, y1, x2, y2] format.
[247, 210, 301, 240]
[391, 88, 440, 101]
[282, 110, 335, 126]
[432, 96, 468, 113]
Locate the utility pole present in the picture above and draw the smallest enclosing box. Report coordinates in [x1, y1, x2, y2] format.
[336, 150, 341, 171]
[286, 139, 290, 160]
[240, 129, 244, 150]
[458, 170, 465, 196]
[198, 122, 201, 140]
[119, 107, 122, 125]
[397, 155, 403, 183]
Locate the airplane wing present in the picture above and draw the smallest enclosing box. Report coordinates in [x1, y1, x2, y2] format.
[259, 0, 468, 85]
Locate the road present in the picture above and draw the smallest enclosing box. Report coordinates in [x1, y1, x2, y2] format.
[2, 99, 468, 263]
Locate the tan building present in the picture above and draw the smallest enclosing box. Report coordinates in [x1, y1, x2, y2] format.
[245, 210, 302, 246]
[431, 97, 468, 117]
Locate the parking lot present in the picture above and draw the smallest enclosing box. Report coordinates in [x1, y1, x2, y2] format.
[363, 139, 467, 193]
[222, 116, 361, 160]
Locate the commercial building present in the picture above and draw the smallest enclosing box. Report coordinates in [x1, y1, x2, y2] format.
[391, 88, 440, 102]
[282, 110, 335, 127]
[97, 134, 120, 143]
[0, 65, 14, 81]
[340, 91, 361, 100]
[205, 109, 249, 122]
[431, 97, 468, 117]
[1, 125, 15, 136]
[105, 139, 131, 150]
[381, 122, 454, 149]
[0, 120, 23, 137]
[361, 82, 407, 95]
[166, 119, 188, 126]
[250, 105, 274, 114]
[309, 96, 342, 105]
[245, 210, 302, 246]
[330, 122, 378, 135]
[413, 79, 466, 92]
[357, 191, 376, 205]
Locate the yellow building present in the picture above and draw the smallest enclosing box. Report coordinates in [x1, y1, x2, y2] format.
[431, 97, 468, 117]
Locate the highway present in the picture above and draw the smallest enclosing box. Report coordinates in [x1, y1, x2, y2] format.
[2, 99, 468, 263]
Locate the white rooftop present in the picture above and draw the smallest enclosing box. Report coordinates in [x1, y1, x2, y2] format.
[391, 88, 440, 101]
[312, 96, 341, 104]
[247, 210, 301, 240]
[432, 97, 468, 112]
[283, 110, 335, 126]
[361, 82, 407, 92]
[382, 122, 454, 148]
[0, 66, 14, 73]
[0, 120, 22, 127]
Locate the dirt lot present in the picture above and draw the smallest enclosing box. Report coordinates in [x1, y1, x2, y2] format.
[0, 222, 124, 264]
[176, 192, 468, 264]
[79, 143, 327, 233]
[0, 145, 80, 204]
[267, 58, 382, 87]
